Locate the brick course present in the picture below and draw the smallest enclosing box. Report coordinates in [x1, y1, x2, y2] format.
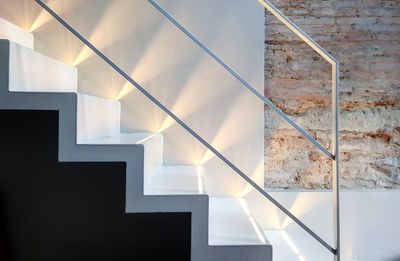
[264, 0, 400, 189]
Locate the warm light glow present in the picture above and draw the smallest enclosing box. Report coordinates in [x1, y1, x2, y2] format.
[136, 133, 159, 144]
[29, 9, 52, 32]
[239, 199, 266, 244]
[258, 199, 283, 230]
[200, 149, 214, 165]
[157, 75, 216, 133]
[72, 46, 93, 66]
[158, 116, 175, 132]
[281, 193, 322, 229]
[298, 255, 306, 261]
[240, 160, 264, 197]
[198, 93, 257, 165]
[129, 23, 189, 88]
[240, 199, 251, 216]
[115, 82, 135, 100]
[249, 216, 267, 244]
[281, 230, 307, 261]
[197, 166, 204, 194]
[70, 0, 147, 66]
[156, 57, 239, 135]
[281, 230, 300, 254]
[29, 0, 80, 32]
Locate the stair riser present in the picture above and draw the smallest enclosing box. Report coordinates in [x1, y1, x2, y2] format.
[142, 134, 163, 190]
[5, 41, 120, 144]
[77, 94, 120, 143]
[0, 17, 33, 49]
[8, 41, 77, 93]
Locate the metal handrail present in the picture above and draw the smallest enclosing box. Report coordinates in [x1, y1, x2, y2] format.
[34, 0, 339, 258]
[259, 1, 340, 260]
[148, 0, 335, 161]
[148, 0, 340, 259]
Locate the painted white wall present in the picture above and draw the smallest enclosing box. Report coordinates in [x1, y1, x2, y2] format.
[0, 0, 265, 197]
[245, 190, 400, 261]
[0, 17, 33, 49]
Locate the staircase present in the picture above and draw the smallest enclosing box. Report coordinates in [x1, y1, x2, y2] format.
[0, 16, 272, 260]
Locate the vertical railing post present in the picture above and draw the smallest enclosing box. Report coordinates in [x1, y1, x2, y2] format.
[150, 0, 341, 257]
[332, 63, 340, 260]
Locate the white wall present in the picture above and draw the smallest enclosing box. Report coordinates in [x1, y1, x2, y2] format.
[0, 0, 265, 196]
[245, 190, 400, 261]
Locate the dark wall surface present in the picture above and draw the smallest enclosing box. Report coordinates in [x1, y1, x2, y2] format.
[0, 110, 191, 261]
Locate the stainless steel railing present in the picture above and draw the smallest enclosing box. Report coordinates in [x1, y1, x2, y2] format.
[147, 0, 334, 160]
[148, 0, 340, 259]
[35, 0, 340, 259]
[258, 1, 340, 259]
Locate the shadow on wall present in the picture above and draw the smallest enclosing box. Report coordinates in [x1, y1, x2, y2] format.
[386, 256, 400, 261]
[0, 193, 10, 261]
[0, 110, 191, 260]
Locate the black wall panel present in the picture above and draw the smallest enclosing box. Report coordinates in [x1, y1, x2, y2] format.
[0, 110, 191, 261]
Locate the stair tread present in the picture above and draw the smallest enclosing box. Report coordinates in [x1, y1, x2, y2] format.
[146, 170, 268, 246]
[79, 132, 159, 145]
[145, 165, 202, 195]
[209, 197, 267, 246]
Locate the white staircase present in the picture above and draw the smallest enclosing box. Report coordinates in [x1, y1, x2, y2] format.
[0, 17, 271, 261]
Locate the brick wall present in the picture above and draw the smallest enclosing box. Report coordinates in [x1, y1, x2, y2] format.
[264, 0, 400, 189]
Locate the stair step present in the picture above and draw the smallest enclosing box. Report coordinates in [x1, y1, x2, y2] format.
[209, 197, 267, 246]
[263, 230, 301, 261]
[7, 41, 77, 93]
[145, 170, 267, 246]
[78, 132, 163, 188]
[77, 94, 120, 143]
[80, 132, 158, 145]
[145, 165, 203, 195]
[0, 18, 33, 49]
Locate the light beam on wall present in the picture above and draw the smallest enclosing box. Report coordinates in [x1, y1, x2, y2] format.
[29, 0, 80, 32]
[29, 9, 51, 32]
[280, 193, 324, 229]
[239, 199, 266, 244]
[281, 230, 307, 261]
[198, 91, 258, 165]
[240, 160, 264, 197]
[136, 133, 159, 144]
[71, 0, 146, 66]
[197, 166, 204, 194]
[115, 82, 135, 101]
[156, 57, 236, 135]
[158, 115, 175, 132]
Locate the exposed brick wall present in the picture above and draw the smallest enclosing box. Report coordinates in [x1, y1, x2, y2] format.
[264, 0, 400, 189]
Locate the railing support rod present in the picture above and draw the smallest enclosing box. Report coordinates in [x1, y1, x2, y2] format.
[261, 0, 341, 259]
[258, 0, 338, 65]
[332, 64, 340, 261]
[149, 0, 341, 258]
[148, 0, 334, 160]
